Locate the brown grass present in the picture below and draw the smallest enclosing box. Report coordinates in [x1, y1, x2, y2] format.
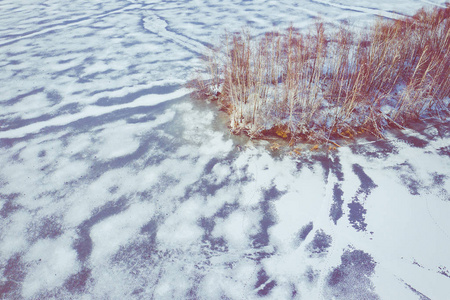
[188, 4, 450, 144]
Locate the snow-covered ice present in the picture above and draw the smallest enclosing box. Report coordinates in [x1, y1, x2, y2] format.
[1, 0, 449, 299]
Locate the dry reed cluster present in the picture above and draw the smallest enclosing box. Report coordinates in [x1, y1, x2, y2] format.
[188, 5, 450, 144]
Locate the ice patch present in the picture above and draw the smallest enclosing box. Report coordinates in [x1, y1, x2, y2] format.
[0, 89, 187, 139]
[211, 163, 231, 184]
[156, 197, 204, 249]
[0, 211, 31, 258]
[22, 235, 79, 298]
[93, 121, 145, 160]
[213, 210, 262, 250]
[90, 202, 156, 264]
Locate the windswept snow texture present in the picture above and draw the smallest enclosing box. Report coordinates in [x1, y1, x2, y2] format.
[1, 0, 450, 299]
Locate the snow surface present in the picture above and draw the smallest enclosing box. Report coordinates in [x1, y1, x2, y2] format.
[1, 0, 449, 299]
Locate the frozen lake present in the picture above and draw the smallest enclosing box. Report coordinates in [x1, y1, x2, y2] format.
[1, 0, 449, 299]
